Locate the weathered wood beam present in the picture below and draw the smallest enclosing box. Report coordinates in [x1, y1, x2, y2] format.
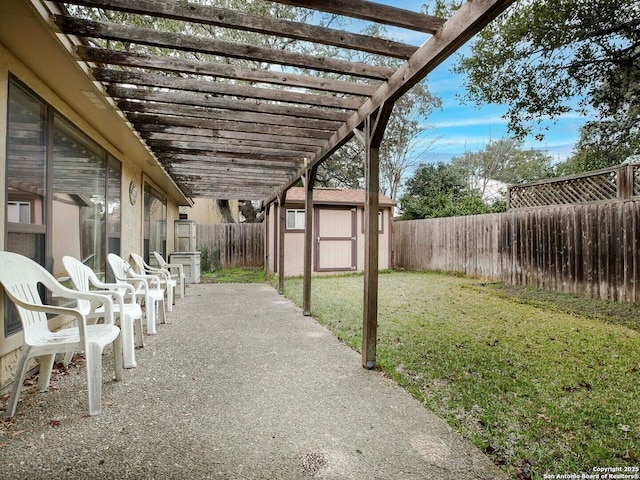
[118, 100, 339, 131]
[277, 191, 287, 294]
[93, 68, 362, 111]
[151, 147, 304, 164]
[107, 85, 350, 122]
[142, 132, 317, 156]
[55, 16, 393, 80]
[268, 0, 517, 205]
[157, 153, 303, 170]
[137, 124, 327, 147]
[128, 113, 333, 141]
[302, 166, 317, 316]
[263, 0, 446, 34]
[78, 47, 377, 97]
[171, 170, 293, 183]
[356, 103, 394, 370]
[145, 139, 307, 159]
[60, 0, 418, 59]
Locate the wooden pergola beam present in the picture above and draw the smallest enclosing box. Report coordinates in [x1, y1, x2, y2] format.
[128, 114, 333, 141]
[137, 124, 327, 147]
[60, 0, 418, 59]
[264, 0, 446, 34]
[78, 47, 377, 97]
[56, 16, 394, 79]
[118, 100, 339, 131]
[107, 86, 351, 123]
[93, 68, 362, 111]
[143, 133, 318, 157]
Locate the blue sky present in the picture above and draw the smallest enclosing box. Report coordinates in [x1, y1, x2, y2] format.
[370, 1, 586, 167]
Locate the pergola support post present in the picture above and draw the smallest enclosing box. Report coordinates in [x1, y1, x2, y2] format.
[355, 103, 394, 369]
[264, 203, 270, 281]
[302, 166, 317, 316]
[277, 190, 287, 294]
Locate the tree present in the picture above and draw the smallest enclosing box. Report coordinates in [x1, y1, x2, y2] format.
[399, 162, 493, 219]
[451, 137, 554, 198]
[312, 23, 442, 200]
[380, 83, 441, 201]
[316, 82, 441, 200]
[555, 122, 640, 175]
[448, 0, 639, 162]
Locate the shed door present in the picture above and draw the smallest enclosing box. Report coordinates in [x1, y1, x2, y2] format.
[315, 207, 356, 271]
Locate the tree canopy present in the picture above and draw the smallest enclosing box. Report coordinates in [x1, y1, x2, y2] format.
[451, 137, 554, 198]
[399, 162, 496, 219]
[446, 0, 639, 164]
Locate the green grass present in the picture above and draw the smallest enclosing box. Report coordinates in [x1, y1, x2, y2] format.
[200, 267, 266, 284]
[280, 271, 640, 479]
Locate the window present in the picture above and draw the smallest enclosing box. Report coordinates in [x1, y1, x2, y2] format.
[4, 77, 121, 339]
[286, 209, 305, 231]
[5, 79, 47, 337]
[143, 184, 167, 264]
[7, 201, 31, 223]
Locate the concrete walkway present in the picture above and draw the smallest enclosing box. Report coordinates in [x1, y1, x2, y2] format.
[0, 283, 506, 479]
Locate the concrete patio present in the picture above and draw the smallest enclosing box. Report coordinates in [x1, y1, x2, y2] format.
[0, 283, 506, 479]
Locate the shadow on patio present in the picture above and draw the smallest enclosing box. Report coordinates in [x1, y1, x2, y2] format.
[0, 283, 505, 479]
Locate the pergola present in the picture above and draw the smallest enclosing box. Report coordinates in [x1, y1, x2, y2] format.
[43, 0, 515, 368]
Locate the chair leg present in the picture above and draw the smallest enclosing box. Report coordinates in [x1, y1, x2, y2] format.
[166, 284, 174, 312]
[158, 298, 167, 324]
[62, 351, 74, 366]
[134, 317, 145, 348]
[37, 354, 56, 391]
[113, 334, 123, 382]
[85, 342, 103, 416]
[146, 296, 157, 335]
[120, 313, 137, 369]
[4, 347, 33, 419]
[180, 279, 185, 298]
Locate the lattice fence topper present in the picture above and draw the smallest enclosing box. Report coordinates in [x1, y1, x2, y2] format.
[507, 163, 640, 209]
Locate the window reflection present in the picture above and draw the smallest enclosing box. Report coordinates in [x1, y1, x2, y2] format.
[144, 184, 167, 265]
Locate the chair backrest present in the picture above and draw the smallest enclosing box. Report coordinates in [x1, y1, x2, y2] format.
[153, 251, 167, 269]
[107, 253, 131, 282]
[62, 256, 96, 315]
[129, 252, 146, 275]
[0, 252, 57, 343]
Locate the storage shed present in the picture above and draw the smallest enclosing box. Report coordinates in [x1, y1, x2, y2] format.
[266, 188, 395, 276]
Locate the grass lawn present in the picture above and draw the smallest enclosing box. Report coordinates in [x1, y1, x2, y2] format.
[200, 267, 265, 284]
[279, 271, 640, 479]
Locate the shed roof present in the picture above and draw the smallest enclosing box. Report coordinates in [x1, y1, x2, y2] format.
[9, 0, 515, 204]
[285, 187, 395, 207]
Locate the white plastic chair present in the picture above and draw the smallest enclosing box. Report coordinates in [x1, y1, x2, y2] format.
[63, 255, 144, 369]
[130, 252, 176, 312]
[107, 253, 166, 335]
[0, 251, 122, 418]
[153, 251, 185, 298]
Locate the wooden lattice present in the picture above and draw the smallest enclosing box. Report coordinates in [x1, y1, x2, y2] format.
[508, 163, 640, 209]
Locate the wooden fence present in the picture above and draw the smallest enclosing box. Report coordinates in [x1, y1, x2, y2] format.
[393, 200, 640, 302]
[197, 223, 263, 269]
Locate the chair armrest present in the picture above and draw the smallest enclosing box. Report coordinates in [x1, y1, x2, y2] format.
[89, 278, 137, 303]
[128, 271, 160, 289]
[142, 265, 171, 283]
[165, 263, 184, 277]
[6, 289, 113, 338]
